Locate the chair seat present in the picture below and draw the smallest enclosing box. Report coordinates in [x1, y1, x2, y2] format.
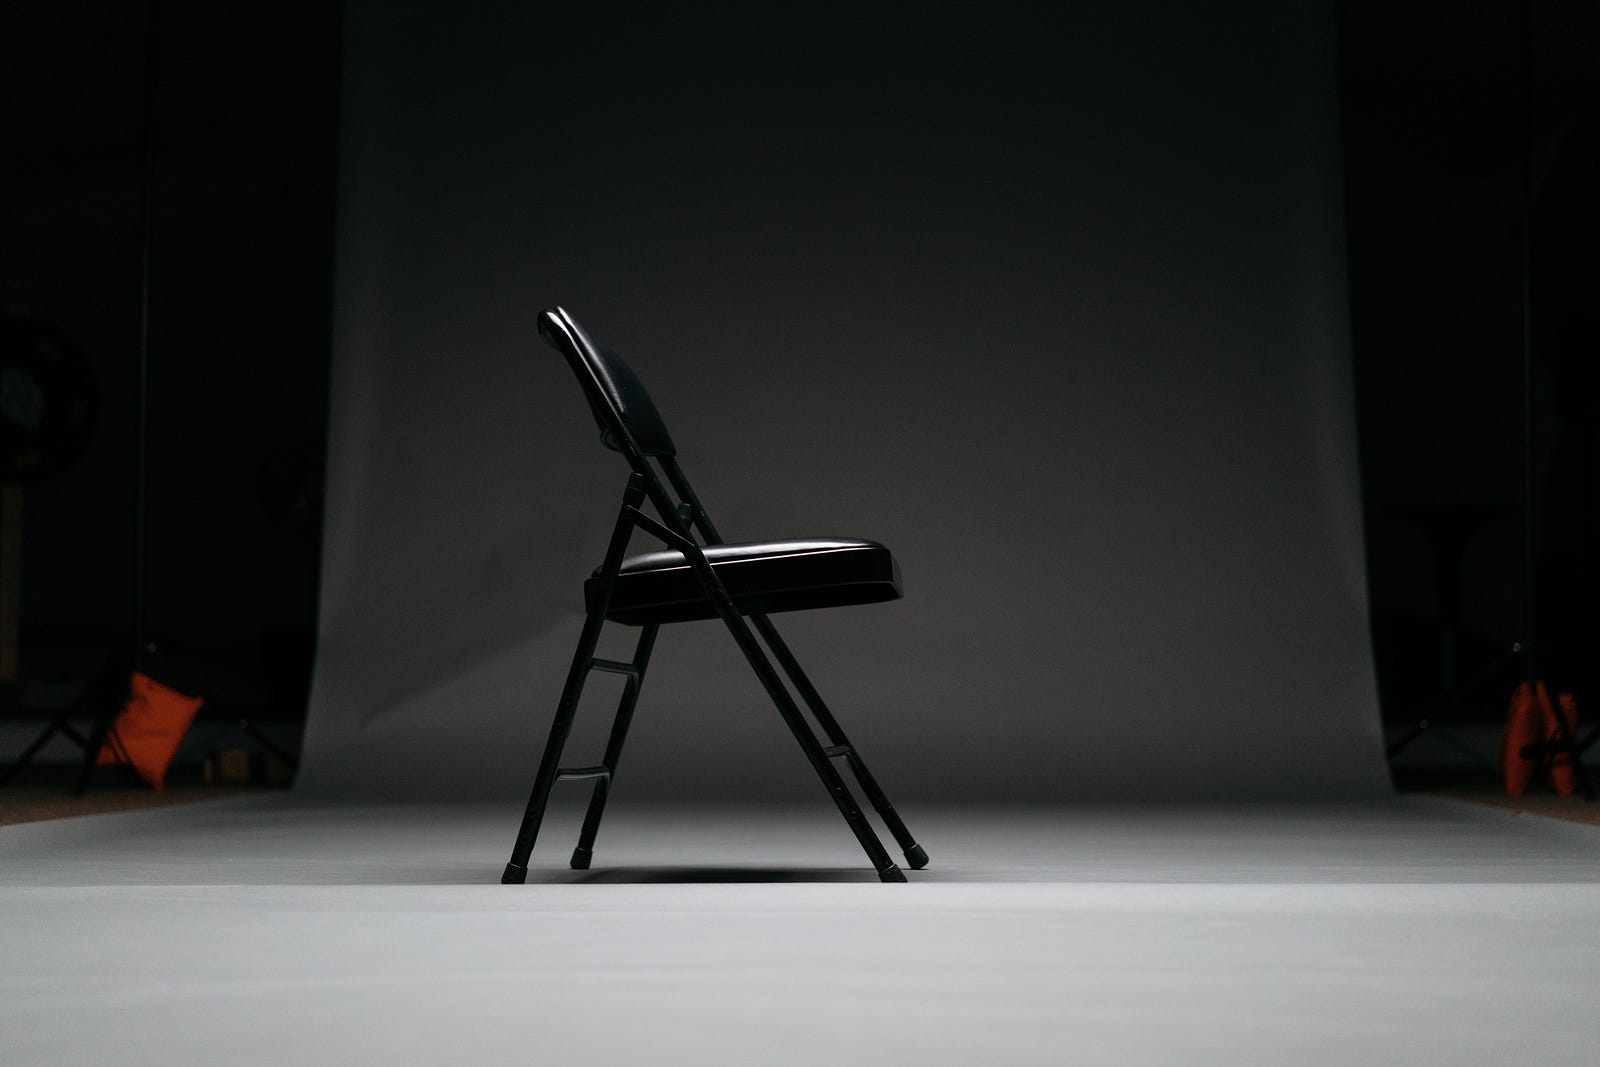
[589, 537, 902, 625]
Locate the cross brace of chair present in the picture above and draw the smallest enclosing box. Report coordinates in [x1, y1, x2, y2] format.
[502, 472, 926, 883]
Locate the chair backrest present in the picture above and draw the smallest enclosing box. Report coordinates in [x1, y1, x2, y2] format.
[539, 306, 722, 543]
[538, 307, 676, 459]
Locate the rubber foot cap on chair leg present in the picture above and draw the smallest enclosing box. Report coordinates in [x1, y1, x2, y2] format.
[877, 864, 908, 883]
[570, 847, 592, 870]
[904, 843, 929, 870]
[501, 862, 528, 885]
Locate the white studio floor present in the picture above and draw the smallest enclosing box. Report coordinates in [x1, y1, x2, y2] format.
[2, 796, 1598, 1065]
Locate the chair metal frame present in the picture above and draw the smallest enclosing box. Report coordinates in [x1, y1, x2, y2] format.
[502, 308, 926, 883]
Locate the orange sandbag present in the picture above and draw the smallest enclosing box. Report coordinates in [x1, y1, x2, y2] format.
[96, 671, 205, 791]
[1501, 681, 1543, 797]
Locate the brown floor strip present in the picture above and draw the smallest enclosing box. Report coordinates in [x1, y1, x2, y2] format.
[4, 771, 1599, 828]
[0, 765, 278, 826]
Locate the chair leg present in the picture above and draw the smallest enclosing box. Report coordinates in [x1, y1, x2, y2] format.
[750, 614, 927, 869]
[780, 697, 905, 882]
[502, 612, 606, 884]
[706, 609, 904, 882]
[505, 472, 650, 884]
[839, 749, 927, 869]
[570, 625, 658, 869]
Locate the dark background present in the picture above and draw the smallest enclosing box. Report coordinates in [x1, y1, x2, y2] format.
[0, 1, 1593, 777]
[0, 4, 339, 750]
[298, 0, 1380, 800]
[1340, 0, 1599, 761]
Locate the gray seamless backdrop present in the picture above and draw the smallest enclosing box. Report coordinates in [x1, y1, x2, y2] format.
[298, 0, 1388, 801]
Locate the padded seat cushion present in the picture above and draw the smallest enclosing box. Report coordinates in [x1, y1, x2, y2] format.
[590, 538, 901, 625]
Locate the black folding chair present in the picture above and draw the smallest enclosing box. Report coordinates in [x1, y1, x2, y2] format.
[502, 307, 926, 883]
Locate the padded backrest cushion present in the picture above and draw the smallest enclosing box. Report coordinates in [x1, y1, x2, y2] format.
[95, 670, 205, 791]
[539, 307, 676, 457]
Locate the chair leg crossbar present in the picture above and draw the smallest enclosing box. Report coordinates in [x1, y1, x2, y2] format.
[503, 474, 926, 884]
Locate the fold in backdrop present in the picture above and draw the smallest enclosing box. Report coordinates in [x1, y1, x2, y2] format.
[299, 0, 1388, 801]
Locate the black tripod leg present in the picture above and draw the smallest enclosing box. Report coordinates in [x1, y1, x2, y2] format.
[570, 625, 658, 869]
[238, 717, 300, 771]
[751, 615, 927, 869]
[1385, 723, 1425, 760]
[502, 612, 605, 884]
[0, 720, 63, 787]
[72, 729, 103, 796]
